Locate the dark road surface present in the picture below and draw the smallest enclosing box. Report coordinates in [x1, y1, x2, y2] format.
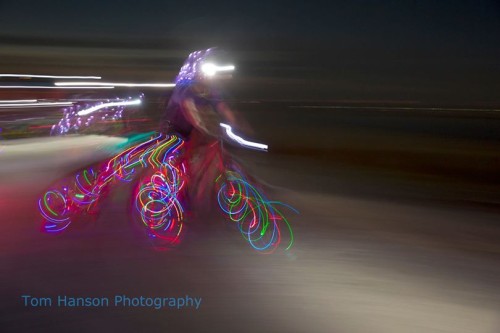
[1, 107, 500, 332]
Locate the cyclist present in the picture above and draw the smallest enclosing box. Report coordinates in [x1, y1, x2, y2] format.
[161, 48, 246, 214]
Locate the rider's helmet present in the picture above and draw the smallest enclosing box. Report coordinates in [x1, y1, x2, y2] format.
[175, 48, 235, 86]
[162, 48, 235, 136]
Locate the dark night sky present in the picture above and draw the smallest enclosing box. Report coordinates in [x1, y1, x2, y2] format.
[0, 0, 499, 104]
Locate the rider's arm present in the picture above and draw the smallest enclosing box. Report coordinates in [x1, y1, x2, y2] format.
[215, 101, 254, 136]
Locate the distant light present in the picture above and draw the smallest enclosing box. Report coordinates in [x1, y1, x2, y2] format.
[77, 99, 141, 116]
[0, 74, 101, 79]
[55, 82, 176, 88]
[220, 123, 268, 151]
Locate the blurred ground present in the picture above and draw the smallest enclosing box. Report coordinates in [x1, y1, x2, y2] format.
[1, 104, 499, 332]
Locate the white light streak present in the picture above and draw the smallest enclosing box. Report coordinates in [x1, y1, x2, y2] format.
[61, 98, 127, 102]
[77, 99, 141, 116]
[55, 82, 176, 88]
[220, 123, 268, 151]
[0, 85, 114, 89]
[0, 99, 38, 103]
[0, 74, 101, 79]
[0, 102, 73, 108]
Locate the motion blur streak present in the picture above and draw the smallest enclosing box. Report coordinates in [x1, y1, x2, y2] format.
[38, 134, 187, 247]
[134, 157, 186, 247]
[290, 105, 500, 112]
[36, 127, 296, 252]
[220, 123, 268, 151]
[51, 96, 144, 135]
[0, 85, 114, 89]
[0, 74, 101, 79]
[0, 99, 38, 103]
[216, 170, 296, 253]
[55, 82, 176, 88]
[0, 102, 73, 108]
[77, 99, 141, 116]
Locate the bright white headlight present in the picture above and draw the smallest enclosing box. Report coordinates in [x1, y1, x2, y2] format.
[201, 63, 217, 76]
[201, 63, 235, 77]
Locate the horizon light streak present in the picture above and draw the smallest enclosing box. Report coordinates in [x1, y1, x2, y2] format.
[55, 82, 176, 88]
[0, 99, 38, 103]
[0, 102, 73, 108]
[0, 74, 101, 79]
[0, 85, 114, 89]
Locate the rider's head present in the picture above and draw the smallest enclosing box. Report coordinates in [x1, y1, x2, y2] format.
[175, 47, 235, 87]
